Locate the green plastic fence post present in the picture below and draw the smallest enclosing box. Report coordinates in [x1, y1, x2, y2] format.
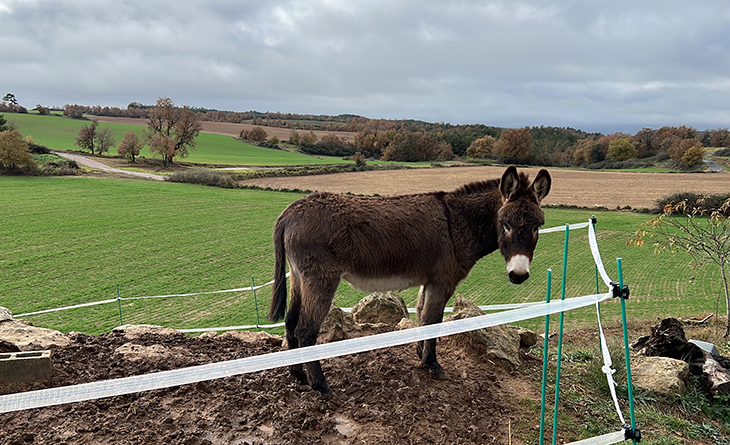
[539, 269, 552, 445]
[116, 283, 123, 326]
[252, 277, 261, 331]
[618, 258, 638, 444]
[552, 224, 570, 445]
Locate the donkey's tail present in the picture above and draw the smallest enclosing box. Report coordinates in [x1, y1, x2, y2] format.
[269, 219, 288, 322]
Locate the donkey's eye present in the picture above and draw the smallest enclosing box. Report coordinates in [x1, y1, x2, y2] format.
[503, 223, 512, 234]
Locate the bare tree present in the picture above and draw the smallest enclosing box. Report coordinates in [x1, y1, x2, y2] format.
[631, 199, 730, 336]
[75, 120, 99, 154]
[95, 127, 115, 155]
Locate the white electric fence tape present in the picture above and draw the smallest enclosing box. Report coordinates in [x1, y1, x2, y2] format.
[564, 430, 627, 445]
[14, 223, 589, 319]
[586, 218, 629, 428]
[0, 291, 612, 413]
[588, 221, 613, 289]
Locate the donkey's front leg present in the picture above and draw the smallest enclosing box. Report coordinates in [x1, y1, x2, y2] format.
[415, 283, 452, 379]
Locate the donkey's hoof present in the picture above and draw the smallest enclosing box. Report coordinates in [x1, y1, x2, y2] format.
[314, 382, 332, 398]
[424, 362, 446, 380]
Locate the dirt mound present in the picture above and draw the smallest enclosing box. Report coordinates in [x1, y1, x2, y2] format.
[0, 328, 543, 445]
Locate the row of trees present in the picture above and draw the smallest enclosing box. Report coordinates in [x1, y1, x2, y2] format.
[72, 97, 202, 165]
[6, 92, 730, 166]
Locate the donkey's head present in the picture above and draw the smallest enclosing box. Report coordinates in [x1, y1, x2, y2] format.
[497, 166, 552, 284]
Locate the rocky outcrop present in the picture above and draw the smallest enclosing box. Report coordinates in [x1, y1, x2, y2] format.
[0, 307, 70, 351]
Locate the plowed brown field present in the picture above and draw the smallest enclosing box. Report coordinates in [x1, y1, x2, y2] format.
[242, 166, 730, 210]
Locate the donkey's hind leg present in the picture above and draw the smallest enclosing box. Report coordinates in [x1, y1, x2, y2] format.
[415, 283, 452, 379]
[294, 273, 340, 396]
[285, 272, 307, 385]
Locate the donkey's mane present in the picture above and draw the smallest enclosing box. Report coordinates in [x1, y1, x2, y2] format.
[453, 172, 530, 196]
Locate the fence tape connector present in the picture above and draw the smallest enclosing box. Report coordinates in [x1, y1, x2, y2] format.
[0, 291, 612, 414]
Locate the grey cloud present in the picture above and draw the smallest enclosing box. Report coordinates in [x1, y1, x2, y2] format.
[1, 0, 729, 133]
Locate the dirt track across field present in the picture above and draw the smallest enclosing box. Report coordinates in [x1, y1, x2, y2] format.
[242, 166, 730, 210]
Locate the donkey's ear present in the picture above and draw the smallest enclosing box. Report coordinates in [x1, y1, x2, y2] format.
[500, 165, 520, 202]
[531, 169, 551, 203]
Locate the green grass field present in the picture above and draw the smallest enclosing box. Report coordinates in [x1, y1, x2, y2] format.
[1, 175, 725, 336]
[6, 113, 350, 166]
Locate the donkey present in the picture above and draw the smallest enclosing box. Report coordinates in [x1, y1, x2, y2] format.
[269, 165, 551, 396]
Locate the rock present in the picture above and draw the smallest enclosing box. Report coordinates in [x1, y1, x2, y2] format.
[219, 330, 283, 348]
[114, 343, 175, 362]
[445, 295, 521, 368]
[319, 304, 360, 343]
[351, 292, 409, 325]
[631, 355, 689, 395]
[510, 326, 538, 348]
[112, 324, 183, 340]
[396, 318, 417, 330]
[0, 306, 13, 322]
[0, 309, 70, 351]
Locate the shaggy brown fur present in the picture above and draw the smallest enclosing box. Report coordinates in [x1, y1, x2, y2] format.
[270, 166, 551, 395]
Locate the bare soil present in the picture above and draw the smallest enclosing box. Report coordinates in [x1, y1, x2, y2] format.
[1, 328, 548, 445]
[241, 166, 730, 211]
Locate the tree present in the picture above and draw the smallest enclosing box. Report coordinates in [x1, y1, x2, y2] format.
[709, 128, 730, 148]
[75, 120, 99, 154]
[148, 132, 176, 164]
[668, 138, 703, 165]
[633, 128, 656, 158]
[467, 135, 496, 158]
[0, 114, 7, 132]
[606, 138, 638, 161]
[497, 127, 532, 163]
[95, 127, 115, 155]
[145, 97, 201, 166]
[2, 93, 18, 106]
[631, 199, 730, 336]
[240, 126, 268, 141]
[381, 131, 419, 162]
[0, 130, 37, 174]
[117, 131, 144, 163]
[34, 104, 50, 115]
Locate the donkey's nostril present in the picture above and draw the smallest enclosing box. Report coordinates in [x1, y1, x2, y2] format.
[509, 271, 529, 284]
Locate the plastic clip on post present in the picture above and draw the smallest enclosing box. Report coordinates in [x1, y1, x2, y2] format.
[623, 424, 642, 443]
[609, 282, 630, 299]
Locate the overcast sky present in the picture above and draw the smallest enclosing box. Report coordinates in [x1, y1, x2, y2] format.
[1, 1, 729, 134]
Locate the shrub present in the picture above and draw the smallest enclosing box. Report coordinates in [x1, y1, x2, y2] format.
[715, 147, 730, 157]
[653, 192, 730, 214]
[166, 169, 239, 188]
[0, 130, 37, 174]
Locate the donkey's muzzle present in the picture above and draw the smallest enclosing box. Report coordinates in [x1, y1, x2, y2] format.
[506, 254, 531, 284]
[508, 270, 530, 284]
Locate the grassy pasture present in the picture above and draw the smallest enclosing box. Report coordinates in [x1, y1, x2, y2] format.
[7, 113, 350, 166]
[1, 175, 725, 337]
